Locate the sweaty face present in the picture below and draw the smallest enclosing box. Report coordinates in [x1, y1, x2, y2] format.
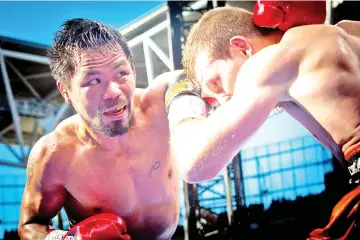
[68, 48, 136, 137]
[194, 50, 246, 104]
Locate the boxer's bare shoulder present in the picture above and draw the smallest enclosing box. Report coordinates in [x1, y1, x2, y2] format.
[26, 116, 79, 188]
[20, 130, 68, 239]
[25, 133, 67, 190]
[280, 24, 358, 77]
[52, 115, 80, 141]
[277, 22, 360, 157]
[283, 23, 358, 53]
[336, 20, 360, 37]
[136, 70, 185, 114]
[282, 24, 338, 40]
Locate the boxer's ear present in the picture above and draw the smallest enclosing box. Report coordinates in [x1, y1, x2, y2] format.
[230, 36, 252, 57]
[131, 63, 136, 81]
[57, 81, 71, 103]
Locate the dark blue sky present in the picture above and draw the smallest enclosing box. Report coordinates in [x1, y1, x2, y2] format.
[0, 1, 165, 46]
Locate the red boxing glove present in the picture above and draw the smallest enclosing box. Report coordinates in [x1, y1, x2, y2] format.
[253, 1, 327, 31]
[62, 213, 131, 240]
[203, 97, 219, 109]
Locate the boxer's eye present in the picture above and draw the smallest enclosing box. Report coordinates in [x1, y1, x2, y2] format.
[88, 79, 100, 85]
[116, 71, 128, 77]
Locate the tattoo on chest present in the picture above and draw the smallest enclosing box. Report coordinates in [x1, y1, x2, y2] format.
[148, 161, 161, 178]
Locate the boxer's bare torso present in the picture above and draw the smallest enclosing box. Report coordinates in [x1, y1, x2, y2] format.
[20, 82, 180, 239]
[275, 21, 360, 162]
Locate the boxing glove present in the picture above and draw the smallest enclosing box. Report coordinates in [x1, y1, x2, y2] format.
[61, 213, 131, 240]
[253, 1, 327, 31]
[203, 97, 219, 109]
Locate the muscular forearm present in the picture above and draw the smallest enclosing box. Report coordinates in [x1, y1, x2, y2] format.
[171, 45, 299, 183]
[173, 86, 281, 183]
[19, 224, 66, 240]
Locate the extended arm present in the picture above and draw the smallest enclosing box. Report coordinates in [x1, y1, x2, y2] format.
[169, 44, 301, 183]
[18, 136, 131, 240]
[18, 136, 67, 240]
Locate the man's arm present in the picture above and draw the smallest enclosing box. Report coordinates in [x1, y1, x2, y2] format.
[169, 44, 301, 183]
[18, 135, 67, 240]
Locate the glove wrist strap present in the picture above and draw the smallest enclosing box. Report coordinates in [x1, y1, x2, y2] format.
[45, 230, 68, 240]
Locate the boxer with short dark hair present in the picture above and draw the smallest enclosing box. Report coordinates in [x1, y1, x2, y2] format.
[18, 18, 185, 240]
[167, 2, 360, 239]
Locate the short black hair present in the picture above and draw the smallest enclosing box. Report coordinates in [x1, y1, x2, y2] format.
[48, 18, 133, 87]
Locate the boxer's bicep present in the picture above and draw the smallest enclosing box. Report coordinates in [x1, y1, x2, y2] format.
[19, 140, 66, 238]
[167, 95, 208, 132]
[20, 186, 66, 238]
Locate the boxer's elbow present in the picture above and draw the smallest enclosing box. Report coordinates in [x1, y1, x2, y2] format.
[182, 168, 219, 184]
[175, 143, 235, 183]
[18, 212, 30, 239]
[17, 225, 27, 240]
[173, 145, 208, 183]
[171, 120, 225, 183]
[18, 225, 33, 240]
[175, 151, 206, 183]
[18, 224, 38, 240]
[177, 153, 221, 184]
[18, 211, 51, 240]
[179, 148, 234, 183]
[18, 222, 50, 240]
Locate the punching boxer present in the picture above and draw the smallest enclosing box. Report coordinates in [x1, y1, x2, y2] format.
[18, 18, 185, 240]
[166, 2, 360, 240]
